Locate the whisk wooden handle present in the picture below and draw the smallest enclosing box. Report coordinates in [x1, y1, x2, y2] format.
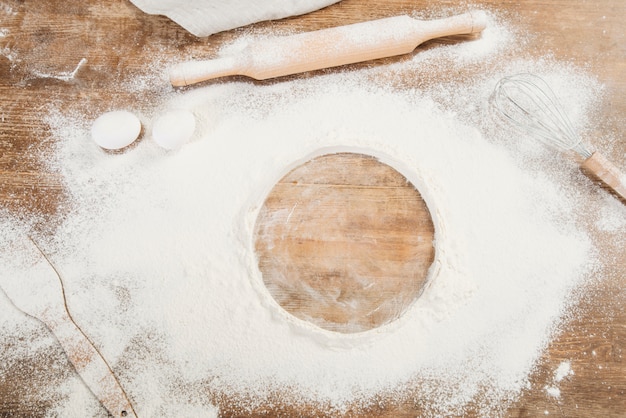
[170, 11, 487, 86]
[581, 152, 626, 202]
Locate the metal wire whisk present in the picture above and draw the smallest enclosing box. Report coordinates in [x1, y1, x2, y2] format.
[493, 73, 592, 158]
[493, 73, 626, 202]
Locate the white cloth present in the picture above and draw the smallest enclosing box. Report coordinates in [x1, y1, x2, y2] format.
[129, 0, 342, 37]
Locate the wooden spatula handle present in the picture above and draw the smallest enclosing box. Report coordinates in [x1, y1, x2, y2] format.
[47, 312, 137, 417]
[581, 151, 626, 202]
[170, 10, 487, 86]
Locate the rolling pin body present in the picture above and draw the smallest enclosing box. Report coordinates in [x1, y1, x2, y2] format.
[170, 11, 487, 86]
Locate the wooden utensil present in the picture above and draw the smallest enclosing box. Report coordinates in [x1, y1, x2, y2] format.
[169, 10, 488, 86]
[0, 237, 137, 418]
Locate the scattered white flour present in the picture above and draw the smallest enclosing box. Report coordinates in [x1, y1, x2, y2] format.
[0, 3, 15, 15]
[0, 24, 16, 65]
[0, 47, 16, 63]
[555, 361, 574, 382]
[545, 360, 574, 399]
[30, 58, 87, 82]
[595, 194, 626, 232]
[0, 6, 18, 65]
[0, 9, 621, 418]
[545, 386, 561, 398]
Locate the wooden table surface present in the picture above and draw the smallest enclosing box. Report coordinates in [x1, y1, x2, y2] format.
[1, 0, 625, 416]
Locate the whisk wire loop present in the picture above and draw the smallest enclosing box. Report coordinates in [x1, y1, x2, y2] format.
[494, 73, 592, 159]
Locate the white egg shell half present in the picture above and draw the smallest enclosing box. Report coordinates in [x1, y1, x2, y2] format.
[91, 110, 142, 150]
[152, 109, 196, 150]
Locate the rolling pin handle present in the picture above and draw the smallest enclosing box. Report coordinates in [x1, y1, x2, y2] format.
[169, 56, 239, 86]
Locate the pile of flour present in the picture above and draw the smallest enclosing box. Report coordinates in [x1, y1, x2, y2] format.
[1, 10, 623, 417]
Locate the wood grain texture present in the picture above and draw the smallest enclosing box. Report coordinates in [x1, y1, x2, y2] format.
[1, 0, 625, 416]
[254, 153, 435, 334]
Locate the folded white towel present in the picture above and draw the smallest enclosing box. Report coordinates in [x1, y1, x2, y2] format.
[129, 0, 341, 37]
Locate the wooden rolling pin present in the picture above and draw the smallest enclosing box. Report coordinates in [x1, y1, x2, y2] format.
[169, 10, 488, 86]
